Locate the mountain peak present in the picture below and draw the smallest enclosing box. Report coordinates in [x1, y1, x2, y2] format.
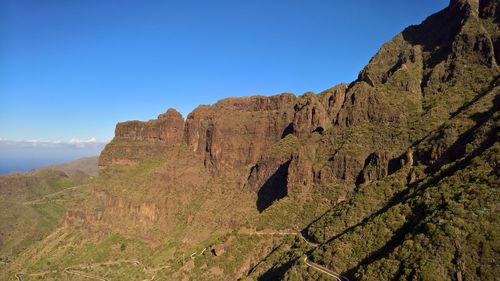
[157, 108, 183, 121]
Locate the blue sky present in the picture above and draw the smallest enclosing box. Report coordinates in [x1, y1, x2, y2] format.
[0, 0, 448, 143]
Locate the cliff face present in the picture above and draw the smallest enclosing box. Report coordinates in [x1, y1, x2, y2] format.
[99, 95, 296, 175]
[96, 0, 498, 224]
[98, 0, 498, 215]
[98, 109, 184, 169]
[184, 94, 297, 174]
[115, 108, 185, 143]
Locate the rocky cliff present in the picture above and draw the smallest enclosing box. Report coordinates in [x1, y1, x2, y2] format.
[100, 0, 499, 211]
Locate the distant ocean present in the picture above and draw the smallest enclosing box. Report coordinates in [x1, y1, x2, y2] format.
[0, 139, 106, 175]
[0, 157, 84, 175]
[0, 160, 60, 175]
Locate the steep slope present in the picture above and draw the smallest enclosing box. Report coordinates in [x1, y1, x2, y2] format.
[1, 0, 498, 280]
[283, 79, 498, 281]
[273, 0, 499, 280]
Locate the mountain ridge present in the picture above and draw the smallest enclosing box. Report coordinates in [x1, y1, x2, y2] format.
[0, 0, 498, 280]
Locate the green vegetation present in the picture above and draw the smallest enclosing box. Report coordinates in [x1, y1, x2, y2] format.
[284, 75, 499, 280]
[0, 170, 92, 260]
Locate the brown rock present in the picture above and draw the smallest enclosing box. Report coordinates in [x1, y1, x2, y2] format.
[287, 147, 315, 188]
[334, 82, 393, 127]
[318, 84, 348, 122]
[183, 94, 297, 174]
[292, 93, 331, 136]
[95, 0, 499, 218]
[99, 108, 184, 170]
[211, 244, 225, 256]
[356, 152, 390, 186]
[115, 108, 184, 144]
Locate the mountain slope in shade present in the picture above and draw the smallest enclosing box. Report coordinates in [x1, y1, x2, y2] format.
[0, 0, 498, 280]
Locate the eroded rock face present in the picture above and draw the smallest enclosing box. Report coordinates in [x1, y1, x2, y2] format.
[183, 94, 297, 174]
[318, 84, 348, 122]
[97, 0, 499, 215]
[356, 152, 392, 186]
[211, 244, 225, 256]
[335, 82, 392, 127]
[100, 94, 299, 175]
[292, 93, 331, 136]
[63, 191, 159, 227]
[115, 108, 184, 143]
[287, 146, 316, 188]
[99, 109, 184, 170]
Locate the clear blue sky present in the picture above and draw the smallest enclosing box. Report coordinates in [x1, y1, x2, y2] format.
[0, 0, 448, 142]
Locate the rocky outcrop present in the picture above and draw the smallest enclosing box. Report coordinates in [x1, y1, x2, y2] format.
[184, 94, 297, 174]
[62, 191, 160, 229]
[318, 84, 348, 122]
[211, 244, 225, 256]
[115, 108, 184, 143]
[356, 152, 392, 186]
[292, 93, 331, 136]
[287, 148, 315, 188]
[335, 82, 396, 127]
[98, 109, 184, 170]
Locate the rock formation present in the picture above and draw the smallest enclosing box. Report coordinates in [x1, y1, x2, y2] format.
[98, 0, 498, 214]
[94, 0, 499, 242]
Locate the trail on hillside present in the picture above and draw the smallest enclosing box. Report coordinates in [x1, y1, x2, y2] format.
[294, 231, 349, 280]
[17, 259, 170, 281]
[299, 233, 349, 281]
[240, 228, 348, 280]
[64, 267, 108, 281]
[22, 184, 90, 205]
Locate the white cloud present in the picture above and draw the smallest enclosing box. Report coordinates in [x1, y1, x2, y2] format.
[0, 138, 110, 174]
[0, 138, 109, 149]
[68, 137, 98, 144]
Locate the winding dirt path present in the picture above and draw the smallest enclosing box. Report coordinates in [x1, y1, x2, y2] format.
[303, 256, 348, 281]
[12, 256, 171, 281]
[237, 228, 298, 236]
[190, 248, 207, 259]
[22, 184, 90, 205]
[64, 267, 108, 281]
[62, 259, 171, 281]
[240, 228, 348, 280]
[299, 234, 349, 281]
[62, 259, 146, 280]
